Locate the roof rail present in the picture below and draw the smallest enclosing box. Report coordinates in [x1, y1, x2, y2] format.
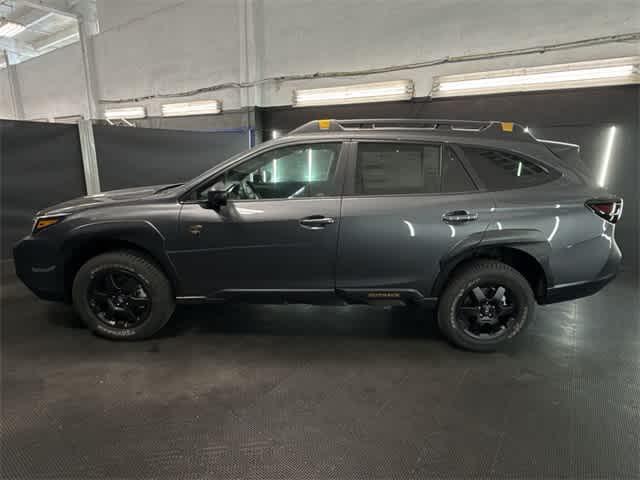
[289, 118, 532, 139]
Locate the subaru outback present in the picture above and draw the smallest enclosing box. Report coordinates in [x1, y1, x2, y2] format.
[13, 119, 623, 351]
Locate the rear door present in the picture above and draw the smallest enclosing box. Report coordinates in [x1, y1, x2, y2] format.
[335, 140, 494, 300]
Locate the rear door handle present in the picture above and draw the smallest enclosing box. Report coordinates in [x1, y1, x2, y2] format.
[300, 215, 336, 229]
[442, 210, 478, 223]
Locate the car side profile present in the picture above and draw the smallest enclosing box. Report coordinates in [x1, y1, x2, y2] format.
[13, 119, 623, 351]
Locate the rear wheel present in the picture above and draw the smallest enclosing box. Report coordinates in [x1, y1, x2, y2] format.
[72, 250, 174, 340]
[437, 260, 535, 352]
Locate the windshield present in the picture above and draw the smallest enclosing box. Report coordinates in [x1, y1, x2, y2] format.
[180, 139, 280, 192]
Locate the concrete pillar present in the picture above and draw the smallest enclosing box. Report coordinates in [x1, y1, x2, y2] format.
[78, 19, 99, 120]
[2, 50, 24, 120]
[238, 0, 264, 108]
[78, 119, 101, 194]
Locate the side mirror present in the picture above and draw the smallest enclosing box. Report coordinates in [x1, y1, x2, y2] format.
[206, 183, 228, 209]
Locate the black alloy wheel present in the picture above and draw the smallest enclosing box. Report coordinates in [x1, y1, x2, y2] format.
[87, 268, 152, 330]
[456, 284, 518, 340]
[437, 260, 535, 352]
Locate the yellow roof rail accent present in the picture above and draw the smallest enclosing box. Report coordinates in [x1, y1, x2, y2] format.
[318, 119, 331, 130]
[501, 122, 514, 132]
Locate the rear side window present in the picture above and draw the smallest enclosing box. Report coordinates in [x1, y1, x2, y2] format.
[355, 142, 476, 195]
[460, 146, 555, 190]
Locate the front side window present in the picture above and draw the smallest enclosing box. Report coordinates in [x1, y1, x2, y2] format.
[355, 142, 476, 195]
[197, 143, 341, 200]
[460, 146, 554, 190]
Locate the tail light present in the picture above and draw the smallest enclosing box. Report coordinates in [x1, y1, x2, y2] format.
[586, 198, 623, 224]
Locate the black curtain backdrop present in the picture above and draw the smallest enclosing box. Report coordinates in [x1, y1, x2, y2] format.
[0, 123, 252, 259]
[0, 120, 86, 259]
[93, 126, 251, 191]
[262, 85, 640, 274]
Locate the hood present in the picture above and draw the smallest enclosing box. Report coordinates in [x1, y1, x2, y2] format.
[37, 184, 176, 216]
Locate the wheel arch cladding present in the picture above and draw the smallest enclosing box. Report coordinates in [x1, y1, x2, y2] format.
[433, 228, 552, 303]
[61, 221, 180, 301]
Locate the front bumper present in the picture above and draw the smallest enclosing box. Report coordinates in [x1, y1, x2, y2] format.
[13, 236, 66, 302]
[543, 241, 621, 304]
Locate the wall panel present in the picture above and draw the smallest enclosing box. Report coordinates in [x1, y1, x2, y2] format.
[16, 43, 87, 121]
[93, 0, 242, 113]
[0, 71, 13, 119]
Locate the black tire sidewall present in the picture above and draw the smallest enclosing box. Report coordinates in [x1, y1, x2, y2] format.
[72, 252, 174, 340]
[438, 263, 535, 352]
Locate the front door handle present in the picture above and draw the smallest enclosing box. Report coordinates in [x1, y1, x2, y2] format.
[442, 210, 478, 223]
[300, 215, 336, 230]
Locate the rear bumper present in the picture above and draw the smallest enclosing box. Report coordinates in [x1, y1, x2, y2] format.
[543, 242, 621, 304]
[13, 236, 65, 302]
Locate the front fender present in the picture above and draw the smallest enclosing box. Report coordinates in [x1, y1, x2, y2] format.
[60, 220, 181, 293]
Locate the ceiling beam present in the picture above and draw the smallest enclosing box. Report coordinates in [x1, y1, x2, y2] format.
[22, 11, 56, 30]
[0, 37, 38, 57]
[15, 0, 78, 20]
[0, 1, 15, 17]
[32, 23, 78, 50]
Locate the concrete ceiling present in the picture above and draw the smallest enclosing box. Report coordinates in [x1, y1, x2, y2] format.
[0, 0, 96, 66]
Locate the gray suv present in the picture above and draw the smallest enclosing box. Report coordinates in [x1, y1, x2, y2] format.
[13, 119, 623, 351]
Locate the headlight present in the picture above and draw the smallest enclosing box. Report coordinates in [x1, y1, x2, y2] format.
[32, 214, 69, 234]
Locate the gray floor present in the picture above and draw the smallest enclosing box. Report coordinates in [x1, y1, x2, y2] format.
[1, 261, 639, 479]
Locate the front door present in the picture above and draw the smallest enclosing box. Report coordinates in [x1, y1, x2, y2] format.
[336, 140, 494, 299]
[172, 141, 346, 299]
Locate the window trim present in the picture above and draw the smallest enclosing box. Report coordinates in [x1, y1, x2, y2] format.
[344, 139, 480, 198]
[454, 142, 562, 192]
[180, 139, 348, 204]
[449, 144, 486, 190]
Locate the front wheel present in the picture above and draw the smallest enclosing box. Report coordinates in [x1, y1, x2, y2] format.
[437, 260, 535, 352]
[72, 250, 175, 340]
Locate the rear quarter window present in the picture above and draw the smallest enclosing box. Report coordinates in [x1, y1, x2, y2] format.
[459, 146, 559, 190]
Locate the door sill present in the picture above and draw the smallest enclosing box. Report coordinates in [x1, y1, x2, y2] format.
[177, 289, 437, 307]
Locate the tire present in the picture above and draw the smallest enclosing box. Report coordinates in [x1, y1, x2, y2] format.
[72, 250, 175, 340]
[437, 260, 535, 352]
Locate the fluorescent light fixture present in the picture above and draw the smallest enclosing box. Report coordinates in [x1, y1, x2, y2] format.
[597, 126, 617, 187]
[293, 80, 414, 107]
[161, 100, 221, 117]
[0, 21, 26, 38]
[432, 57, 640, 97]
[104, 106, 146, 120]
[440, 66, 634, 92]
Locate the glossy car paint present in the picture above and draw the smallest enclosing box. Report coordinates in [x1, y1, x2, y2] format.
[13, 125, 622, 306]
[174, 197, 342, 295]
[336, 191, 495, 293]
